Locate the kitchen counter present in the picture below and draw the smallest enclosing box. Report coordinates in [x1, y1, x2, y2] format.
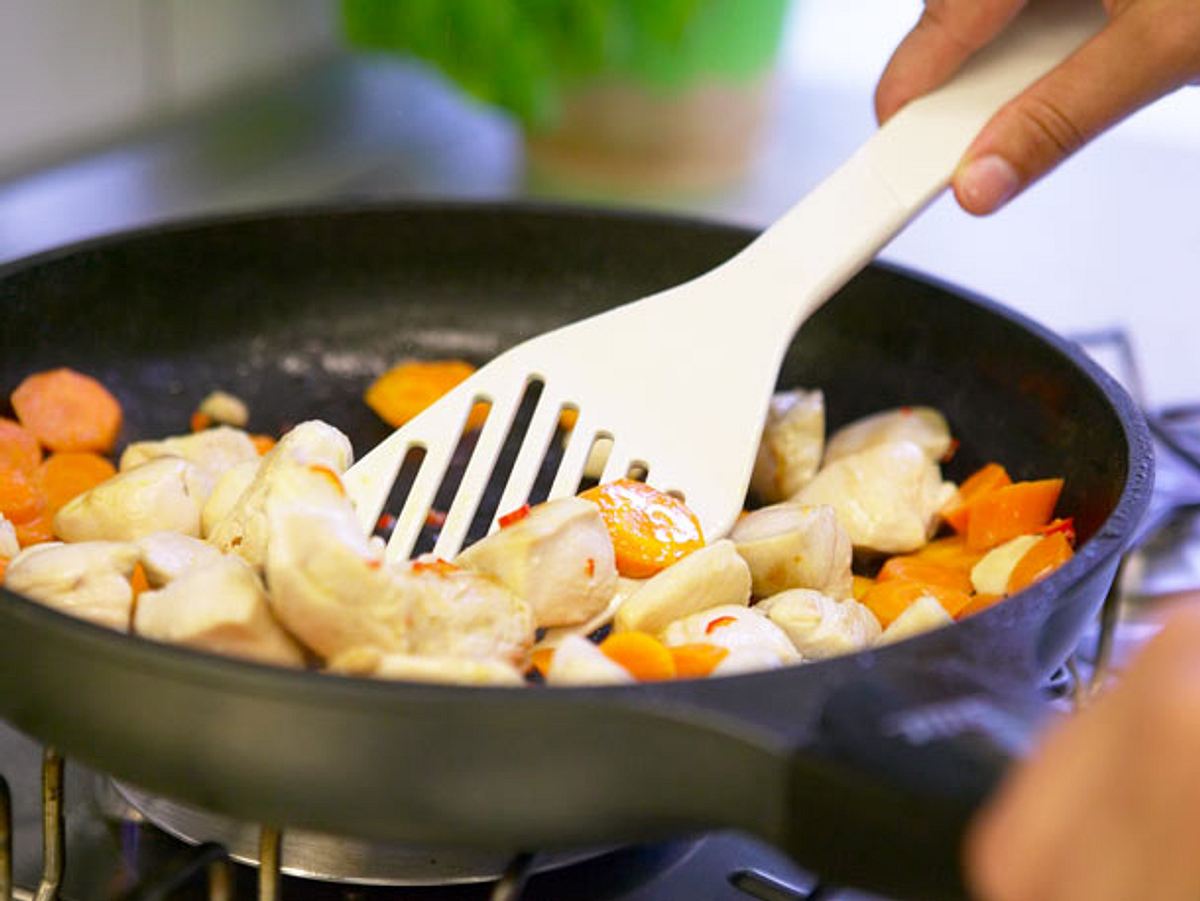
[1, 2, 1196, 408]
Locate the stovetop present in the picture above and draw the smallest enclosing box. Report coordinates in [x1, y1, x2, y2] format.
[3, 332, 1200, 901]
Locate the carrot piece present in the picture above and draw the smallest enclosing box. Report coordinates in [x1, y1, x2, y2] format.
[530, 647, 555, 676]
[579, 480, 704, 578]
[364, 360, 488, 430]
[35, 452, 116, 513]
[877, 557, 974, 594]
[250, 434, 276, 455]
[11, 368, 123, 453]
[189, 411, 213, 433]
[911, 535, 987, 572]
[14, 509, 54, 547]
[941, 463, 1012, 534]
[0, 417, 42, 473]
[861, 579, 972, 627]
[0, 466, 44, 523]
[967, 479, 1065, 551]
[957, 593, 1004, 619]
[670, 643, 729, 679]
[599, 631, 677, 681]
[1007, 531, 1074, 594]
[851, 575, 873, 601]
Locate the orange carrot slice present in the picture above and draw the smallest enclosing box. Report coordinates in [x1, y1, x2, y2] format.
[364, 360, 488, 430]
[669, 643, 729, 679]
[530, 647, 555, 676]
[861, 579, 972, 627]
[0, 466, 43, 523]
[0, 417, 42, 473]
[599, 632, 677, 681]
[941, 463, 1011, 533]
[190, 411, 213, 433]
[11, 368, 122, 453]
[579, 480, 704, 578]
[14, 509, 54, 547]
[877, 557, 974, 594]
[957, 593, 1004, 619]
[35, 452, 116, 513]
[851, 575, 873, 601]
[1007, 531, 1074, 594]
[967, 479, 1064, 551]
[911, 535, 987, 572]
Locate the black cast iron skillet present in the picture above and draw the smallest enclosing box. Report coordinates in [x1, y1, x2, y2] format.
[0, 203, 1152, 899]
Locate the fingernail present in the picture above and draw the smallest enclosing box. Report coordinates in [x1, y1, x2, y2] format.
[956, 155, 1020, 213]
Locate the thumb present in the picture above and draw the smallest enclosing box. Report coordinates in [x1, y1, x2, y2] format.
[954, 2, 1199, 215]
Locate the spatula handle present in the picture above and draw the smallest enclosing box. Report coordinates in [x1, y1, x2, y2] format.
[733, 0, 1104, 334]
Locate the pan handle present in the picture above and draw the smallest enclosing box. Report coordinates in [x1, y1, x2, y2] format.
[776, 668, 1049, 901]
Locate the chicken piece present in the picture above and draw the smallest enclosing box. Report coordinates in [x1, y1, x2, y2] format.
[135, 555, 304, 666]
[263, 466, 411, 658]
[756, 589, 881, 660]
[456, 497, 618, 628]
[535, 577, 643, 655]
[327, 647, 523, 686]
[405, 562, 535, 665]
[971, 534, 1041, 596]
[613, 540, 751, 635]
[750, 389, 824, 503]
[876, 594, 953, 645]
[545, 634, 634, 686]
[825, 406, 952, 465]
[731, 503, 853, 599]
[135, 531, 225, 588]
[200, 459, 259, 538]
[795, 440, 956, 554]
[120, 426, 258, 482]
[0, 513, 18, 557]
[207, 420, 353, 567]
[54, 457, 213, 542]
[197, 390, 249, 428]
[3, 540, 138, 630]
[661, 604, 800, 664]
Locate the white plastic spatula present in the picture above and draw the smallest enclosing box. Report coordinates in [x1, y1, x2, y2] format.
[344, 0, 1102, 562]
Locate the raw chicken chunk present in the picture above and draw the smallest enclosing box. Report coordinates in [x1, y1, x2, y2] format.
[731, 503, 853, 599]
[877, 595, 953, 645]
[201, 459, 259, 538]
[661, 605, 800, 664]
[328, 647, 523, 686]
[750, 389, 825, 503]
[208, 420, 353, 567]
[456, 497, 618, 628]
[795, 440, 955, 554]
[613, 540, 751, 634]
[824, 406, 952, 465]
[3, 540, 138, 630]
[135, 555, 304, 666]
[756, 589, 881, 660]
[545, 634, 634, 686]
[196, 390, 249, 428]
[404, 562, 535, 665]
[135, 531, 225, 588]
[54, 457, 213, 542]
[120, 426, 258, 482]
[535, 577, 643, 655]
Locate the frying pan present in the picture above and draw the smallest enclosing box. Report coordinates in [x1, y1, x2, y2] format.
[0, 203, 1152, 900]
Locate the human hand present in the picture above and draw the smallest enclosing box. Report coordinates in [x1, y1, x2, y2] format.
[875, 0, 1200, 215]
[965, 602, 1200, 900]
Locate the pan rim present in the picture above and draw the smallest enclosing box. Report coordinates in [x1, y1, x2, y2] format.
[0, 199, 1154, 703]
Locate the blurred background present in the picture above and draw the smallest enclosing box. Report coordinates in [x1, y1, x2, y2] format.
[1, 0, 1197, 407]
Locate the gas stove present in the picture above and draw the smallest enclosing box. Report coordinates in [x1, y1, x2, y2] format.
[3, 330, 1199, 901]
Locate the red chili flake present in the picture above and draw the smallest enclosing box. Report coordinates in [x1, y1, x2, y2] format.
[705, 615, 737, 635]
[899, 405, 914, 415]
[365, 558, 382, 570]
[498, 504, 531, 528]
[377, 513, 398, 532]
[585, 557, 596, 577]
[940, 437, 961, 463]
[1038, 517, 1076, 545]
[189, 411, 212, 432]
[425, 509, 447, 528]
[308, 464, 345, 496]
[412, 557, 458, 576]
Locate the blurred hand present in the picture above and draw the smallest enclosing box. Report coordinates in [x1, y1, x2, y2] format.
[875, 0, 1200, 215]
[965, 602, 1200, 901]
